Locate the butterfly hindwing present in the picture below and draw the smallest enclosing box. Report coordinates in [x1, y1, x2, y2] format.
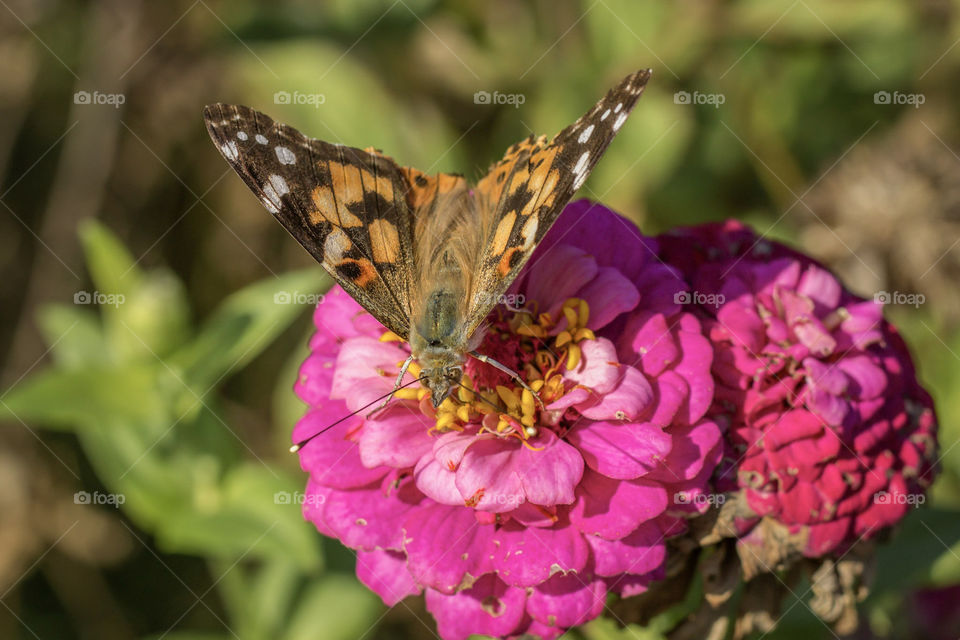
[203, 103, 415, 338]
[463, 69, 652, 334]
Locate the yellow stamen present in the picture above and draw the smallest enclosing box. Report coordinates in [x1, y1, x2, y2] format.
[380, 331, 403, 342]
[566, 342, 582, 370]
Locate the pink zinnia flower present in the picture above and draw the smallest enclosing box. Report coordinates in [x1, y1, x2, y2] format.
[293, 201, 721, 639]
[658, 221, 939, 558]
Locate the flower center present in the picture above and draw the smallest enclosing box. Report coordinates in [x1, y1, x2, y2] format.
[384, 297, 597, 445]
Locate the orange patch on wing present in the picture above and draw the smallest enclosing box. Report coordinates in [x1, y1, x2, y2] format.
[490, 210, 517, 256]
[330, 162, 364, 205]
[368, 219, 400, 263]
[310, 185, 361, 226]
[335, 257, 377, 287]
[497, 247, 523, 276]
[507, 163, 530, 196]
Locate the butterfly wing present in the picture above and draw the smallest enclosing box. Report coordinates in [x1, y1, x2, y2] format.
[462, 69, 652, 334]
[203, 103, 417, 338]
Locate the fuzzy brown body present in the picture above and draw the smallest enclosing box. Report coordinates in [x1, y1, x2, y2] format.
[203, 70, 652, 406]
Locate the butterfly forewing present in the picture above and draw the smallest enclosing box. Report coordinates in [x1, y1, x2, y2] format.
[203, 69, 651, 379]
[463, 69, 652, 334]
[203, 103, 415, 338]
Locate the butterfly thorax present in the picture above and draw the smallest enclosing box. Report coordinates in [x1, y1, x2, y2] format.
[410, 286, 467, 407]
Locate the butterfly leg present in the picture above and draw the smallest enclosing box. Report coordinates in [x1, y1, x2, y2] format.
[468, 351, 545, 410]
[368, 354, 414, 416]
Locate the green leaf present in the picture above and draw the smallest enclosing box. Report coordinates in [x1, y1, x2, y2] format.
[0, 365, 167, 432]
[79, 219, 143, 298]
[871, 507, 960, 593]
[36, 304, 109, 369]
[156, 463, 322, 568]
[173, 269, 329, 393]
[283, 574, 381, 640]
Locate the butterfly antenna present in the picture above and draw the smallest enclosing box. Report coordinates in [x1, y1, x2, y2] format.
[289, 376, 426, 453]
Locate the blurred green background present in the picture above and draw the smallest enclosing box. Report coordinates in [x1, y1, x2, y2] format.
[1, 0, 960, 638]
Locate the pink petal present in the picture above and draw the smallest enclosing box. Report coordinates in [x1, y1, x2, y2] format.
[355, 549, 421, 606]
[403, 504, 496, 593]
[294, 412, 387, 489]
[321, 479, 424, 551]
[425, 575, 527, 640]
[568, 421, 671, 480]
[525, 244, 598, 318]
[575, 267, 640, 331]
[588, 521, 666, 576]
[577, 365, 654, 421]
[455, 431, 583, 512]
[491, 518, 590, 587]
[331, 336, 413, 412]
[563, 337, 621, 395]
[570, 471, 668, 539]
[647, 420, 722, 483]
[359, 406, 434, 469]
[526, 573, 607, 628]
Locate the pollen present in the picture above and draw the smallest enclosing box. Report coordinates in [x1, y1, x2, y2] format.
[382, 297, 599, 449]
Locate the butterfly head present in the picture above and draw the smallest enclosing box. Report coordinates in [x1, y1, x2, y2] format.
[417, 348, 464, 408]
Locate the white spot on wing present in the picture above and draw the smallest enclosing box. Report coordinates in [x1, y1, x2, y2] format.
[614, 103, 623, 113]
[324, 228, 351, 263]
[601, 108, 610, 120]
[571, 151, 590, 190]
[261, 174, 288, 213]
[521, 215, 539, 251]
[275, 146, 296, 164]
[255, 134, 268, 145]
[268, 174, 289, 196]
[578, 124, 595, 143]
[237, 131, 248, 141]
[612, 111, 628, 132]
[572, 151, 589, 176]
[219, 141, 239, 161]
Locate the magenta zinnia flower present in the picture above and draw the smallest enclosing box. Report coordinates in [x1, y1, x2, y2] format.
[658, 221, 939, 558]
[293, 201, 721, 640]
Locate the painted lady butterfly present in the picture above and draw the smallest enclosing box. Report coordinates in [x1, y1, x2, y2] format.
[204, 69, 651, 409]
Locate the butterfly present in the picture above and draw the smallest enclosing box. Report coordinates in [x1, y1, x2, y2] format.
[204, 69, 651, 411]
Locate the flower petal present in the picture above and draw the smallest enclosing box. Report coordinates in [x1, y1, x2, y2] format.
[403, 504, 496, 593]
[568, 420, 671, 480]
[355, 549, 421, 606]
